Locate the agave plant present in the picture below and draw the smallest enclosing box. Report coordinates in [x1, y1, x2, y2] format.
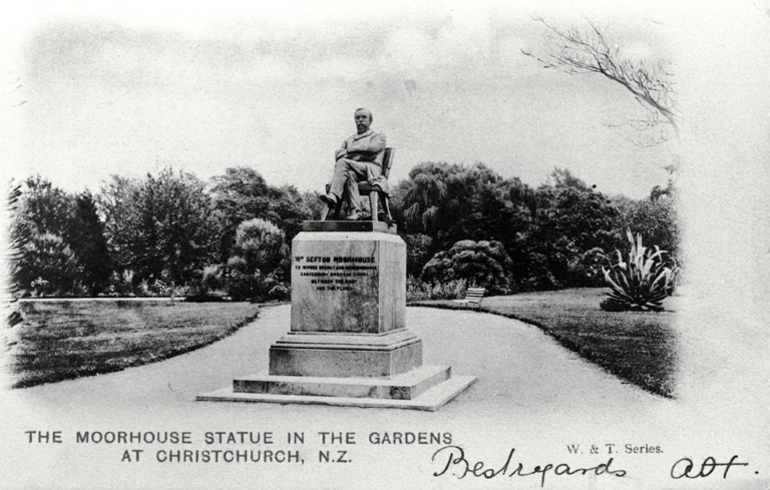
[2, 182, 28, 328]
[601, 230, 678, 312]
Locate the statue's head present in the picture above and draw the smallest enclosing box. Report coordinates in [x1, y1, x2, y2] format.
[354, 108, 372, 134]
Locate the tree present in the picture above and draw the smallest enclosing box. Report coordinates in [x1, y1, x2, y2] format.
[100, 168, 218, 290]
[17, 233, 83, 296]
[403, 233, 433, 278]
[508, 178, 539, 223]
[541, 169, 618, 253]
[262, 185, 317, 243]
[396, 162, 454, 233]
[522, 17, 676, 146]
[16, 176, 73, 237]
[65, 192, 112, 294]
[13, 177, 83, 296]
[209, 168, 315, 266]
[393, 162, 544, 284]
[210, 168, 272, 266]
[394, 162, 527, 251]
[612, 191, 679, 263]
[99, 175, 142, 280]
[505, 169, 619, 290]
[145, 169, 218, 287]
[226, 219, 289, 301]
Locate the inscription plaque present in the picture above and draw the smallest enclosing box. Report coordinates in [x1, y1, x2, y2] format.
[290, 232, 406, 335]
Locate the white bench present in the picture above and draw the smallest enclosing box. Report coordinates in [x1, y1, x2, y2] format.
[453, 287, 486, 309]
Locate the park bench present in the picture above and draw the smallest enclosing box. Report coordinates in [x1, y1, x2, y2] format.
[323, 147, 395, 222]
[453, 287, 486, 309]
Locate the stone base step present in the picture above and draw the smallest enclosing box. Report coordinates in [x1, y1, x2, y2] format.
[234, 365, 450, 400]
[269, 336, 423, 378]
[197, 374, 476, 412]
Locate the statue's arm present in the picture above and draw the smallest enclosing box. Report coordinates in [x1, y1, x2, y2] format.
[335, 141, 348, 160]
[351, 133, 386, 155]
[367, 133, 387, 153]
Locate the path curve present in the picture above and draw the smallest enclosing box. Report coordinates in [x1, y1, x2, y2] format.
[8, 305, 661, 415]
[3, 305, 676, 490]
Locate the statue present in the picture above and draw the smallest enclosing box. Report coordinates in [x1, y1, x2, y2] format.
[319, 108, 388, 220]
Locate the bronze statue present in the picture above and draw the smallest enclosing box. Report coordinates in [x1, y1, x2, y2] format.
[319, 108, 388, 220]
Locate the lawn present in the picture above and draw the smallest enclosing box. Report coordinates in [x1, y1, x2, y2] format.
[9, 300, 261, 389]
[412, 288, 677, 398]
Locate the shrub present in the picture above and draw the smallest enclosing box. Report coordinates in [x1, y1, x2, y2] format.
[107, 270, 135, 297]
[184, 293, 231, 303]
[599, 297, 629, 312]
[138, 278, 173, 297]
[201, 265, 224, 292]
[601, 230, 678, 312]
[403, 233, 433, 278]
[18, 233, 83, 297]
[568, 247, 609, 288]
[420, 240, 513, 295]
[226, 219, 289, 301]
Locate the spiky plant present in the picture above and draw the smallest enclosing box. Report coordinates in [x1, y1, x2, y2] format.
[601, 230, 678, 312]
[1, 181, 28, 388]
[3, 181, 28, 328]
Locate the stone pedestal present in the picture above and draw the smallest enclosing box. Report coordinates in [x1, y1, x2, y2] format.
[198, 221, 475, 411]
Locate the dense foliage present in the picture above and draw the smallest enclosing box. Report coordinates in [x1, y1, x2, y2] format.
[392, 162, 678, 295]
[226, 218, 290, 301]
[420, 240, 514, 295]
[13, 169, 318, 300]
[12, 162, 678, 302]
[99, 169, 219, 292]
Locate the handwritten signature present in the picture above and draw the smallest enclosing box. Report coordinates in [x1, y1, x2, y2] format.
[670, 455, 749, 479]
[431, 445, 626, 487]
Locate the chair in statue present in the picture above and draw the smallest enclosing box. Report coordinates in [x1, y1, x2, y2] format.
[322, 147, 395, 222]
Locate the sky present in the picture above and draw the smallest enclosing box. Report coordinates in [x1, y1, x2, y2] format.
[1, 0, 768, 318]
[2, 1, 683, 199]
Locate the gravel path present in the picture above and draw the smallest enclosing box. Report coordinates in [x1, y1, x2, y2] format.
[7, 305, 658, 412]
[3, 305, 681, 490]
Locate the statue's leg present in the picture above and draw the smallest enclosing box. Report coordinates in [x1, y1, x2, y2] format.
[344, 170, 362, 214]
[342, 160, 368, 216]
[328, 158, 349, 202]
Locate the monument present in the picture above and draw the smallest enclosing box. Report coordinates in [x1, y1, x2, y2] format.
[198, 108, 475, 410]
[198, 220, 476, 410]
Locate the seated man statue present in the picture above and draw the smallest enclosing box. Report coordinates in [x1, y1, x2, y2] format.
[319, 108, 388, 220]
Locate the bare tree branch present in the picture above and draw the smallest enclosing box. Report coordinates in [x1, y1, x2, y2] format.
[601, 100, 675, 147]
[522, 16, 677, 144]
[751, 0, 770, 18]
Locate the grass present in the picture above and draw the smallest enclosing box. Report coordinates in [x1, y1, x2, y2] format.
[411, 288, 677, 398]
[10, 291, 676, 398]
[9, 300, 261, 389]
